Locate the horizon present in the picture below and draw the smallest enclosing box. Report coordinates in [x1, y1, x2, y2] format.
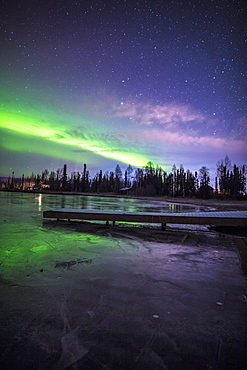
[0, 155, 245, 186]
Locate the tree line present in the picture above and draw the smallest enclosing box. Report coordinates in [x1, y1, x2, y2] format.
[1, 156, 246, 199]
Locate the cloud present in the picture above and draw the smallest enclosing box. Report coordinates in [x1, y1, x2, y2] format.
[110, 101, 205, 128]
[138, 103, 205, 126]
[111, 102, 138, 118]
[141, 128, 247, 152]
[107, 99, 247, 150]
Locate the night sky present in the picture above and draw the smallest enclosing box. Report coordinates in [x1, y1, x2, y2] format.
[1, 0, 246, 179]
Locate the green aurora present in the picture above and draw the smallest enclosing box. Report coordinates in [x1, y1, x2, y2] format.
[0, 93, 150, 174]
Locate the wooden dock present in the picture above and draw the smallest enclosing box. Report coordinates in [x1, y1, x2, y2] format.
[43, 209, 247, 228]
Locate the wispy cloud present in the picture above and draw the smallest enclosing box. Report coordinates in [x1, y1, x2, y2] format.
[110, 101, 205, 128]
[140, 128, 246, 151]
[139, 103, 205, 127]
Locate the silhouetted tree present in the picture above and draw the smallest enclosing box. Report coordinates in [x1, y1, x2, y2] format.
[3, 157, 245, 198]
[42, 169, 49, 184]
[21, 174, 24, 190]
[199, 166, 210, 187]
[36, 174, 41, 189]
[216, 155, 232, 195]
[124, 164, 133, 187]
[56, 168, 63, 190]
[62, 164, 67, 191]
[49, 171, 56, 190]
[215, 176, 218, 194]
[10, 171, 15, 189]
[198, 166, 212, 198]
[115, 164, 122, 180]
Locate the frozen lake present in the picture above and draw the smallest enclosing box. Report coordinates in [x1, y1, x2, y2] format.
[0, 191, 246, 369]
[1, 191, 205, 222]
[0, 191, 206, 284]
[0, 191, 206, 281]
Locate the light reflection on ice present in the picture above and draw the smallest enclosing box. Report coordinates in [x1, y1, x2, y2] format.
[34, 193, 43, 211]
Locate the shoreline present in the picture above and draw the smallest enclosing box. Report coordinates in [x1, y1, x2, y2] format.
[1, 188, 247, 211]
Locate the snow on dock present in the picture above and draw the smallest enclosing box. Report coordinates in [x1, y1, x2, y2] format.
[43, 209, 247, 228]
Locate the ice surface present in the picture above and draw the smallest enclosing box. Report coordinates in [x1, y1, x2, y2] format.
[58, 331, 89, 368]
[0, 192, 247, 369]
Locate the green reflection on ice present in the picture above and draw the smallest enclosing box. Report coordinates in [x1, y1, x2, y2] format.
[31, 245, 48, 252]
[0, 222, 116, 285]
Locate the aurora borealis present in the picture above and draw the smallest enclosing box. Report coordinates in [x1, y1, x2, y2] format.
[0, 0, 246, 178]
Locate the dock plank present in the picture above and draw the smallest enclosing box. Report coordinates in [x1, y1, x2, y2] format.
[43, 209, 247, 227]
